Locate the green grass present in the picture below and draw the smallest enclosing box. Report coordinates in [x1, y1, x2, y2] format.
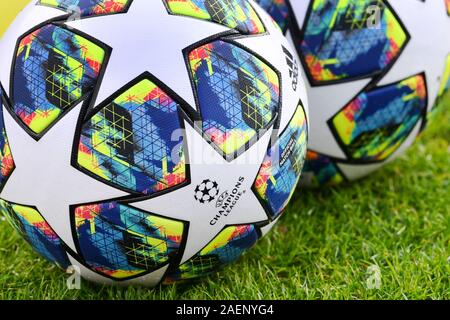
[0, 106, 448, 300]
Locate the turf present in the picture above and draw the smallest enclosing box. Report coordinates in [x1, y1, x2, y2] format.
[0, 103, 448, 300]
[0, 0, 448, 301]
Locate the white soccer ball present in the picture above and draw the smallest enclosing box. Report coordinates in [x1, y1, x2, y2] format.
[0, 0, 308, 286]
[257, 0, 450, 186]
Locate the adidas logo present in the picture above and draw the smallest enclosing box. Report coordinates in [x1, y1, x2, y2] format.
[282, 45, 299, 92]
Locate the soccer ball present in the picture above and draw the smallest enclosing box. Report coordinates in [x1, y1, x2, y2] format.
[257, 0, 450, 186]
[0, 0, 308, 286]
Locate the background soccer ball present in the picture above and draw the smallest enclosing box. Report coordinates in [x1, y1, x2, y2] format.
[257, 0, 450, 186]
[0, 0, 308, 286]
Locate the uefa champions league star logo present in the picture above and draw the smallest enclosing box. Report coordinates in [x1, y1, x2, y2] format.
[194, 179, 220, 204]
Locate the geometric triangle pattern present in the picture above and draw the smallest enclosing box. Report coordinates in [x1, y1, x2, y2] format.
[0, 199, 71, 269]
[38, 0, 132, 17]
[164, 0, 266, 35]
[74, 201, 185, 280]
[0, 89, 14, 189]
[253, 103, 307, 220]
[254, 0, 290, 33]
[299, 0, 408, 84]
[77, 77, 187, 195]
[330, 74, 427, 162]
[188, 40, 280, 159]
[164, 224, 258, 283]
[12, 24, 105, 135]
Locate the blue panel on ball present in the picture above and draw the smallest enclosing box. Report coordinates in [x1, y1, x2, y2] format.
[0, 200, 70, 268]
[77, 78, 187, 195]
[330, 74, 427, 162]
[12, 24, 105, 134]
[254, 104, 308, 219]
[188, 40, 280, 158]
[300, 0, 408, 83]
[255, 0, 290, 32]
[74, 201, 184, 280]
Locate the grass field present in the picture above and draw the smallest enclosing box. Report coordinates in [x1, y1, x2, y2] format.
[0, 1, 449, 300]
[0, 105, 448, 300]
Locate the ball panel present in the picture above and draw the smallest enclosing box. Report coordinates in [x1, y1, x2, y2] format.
[39, 0, 132, 17]
[300, 151, 345, 187]
[329, 74, 427, 162]
[299, 0, 408, 84]
[428, 54, 450, 124]
[254, 102, 307, 219]
[74, 201, 185, 280]
[77, 77, 187, 195]
[12, 24, 106, 135]
[164, 224, 258, 283]
[0, 199, 70, 268]
[255, 0, 290, 33]
[188, 39, 280, 159]
[0, 3, 64, 95]
[164, 0, 265, 34]
[0, 91, 15, 189]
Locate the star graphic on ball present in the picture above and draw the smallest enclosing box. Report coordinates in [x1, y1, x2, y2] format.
[194, 180, 220, 204]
